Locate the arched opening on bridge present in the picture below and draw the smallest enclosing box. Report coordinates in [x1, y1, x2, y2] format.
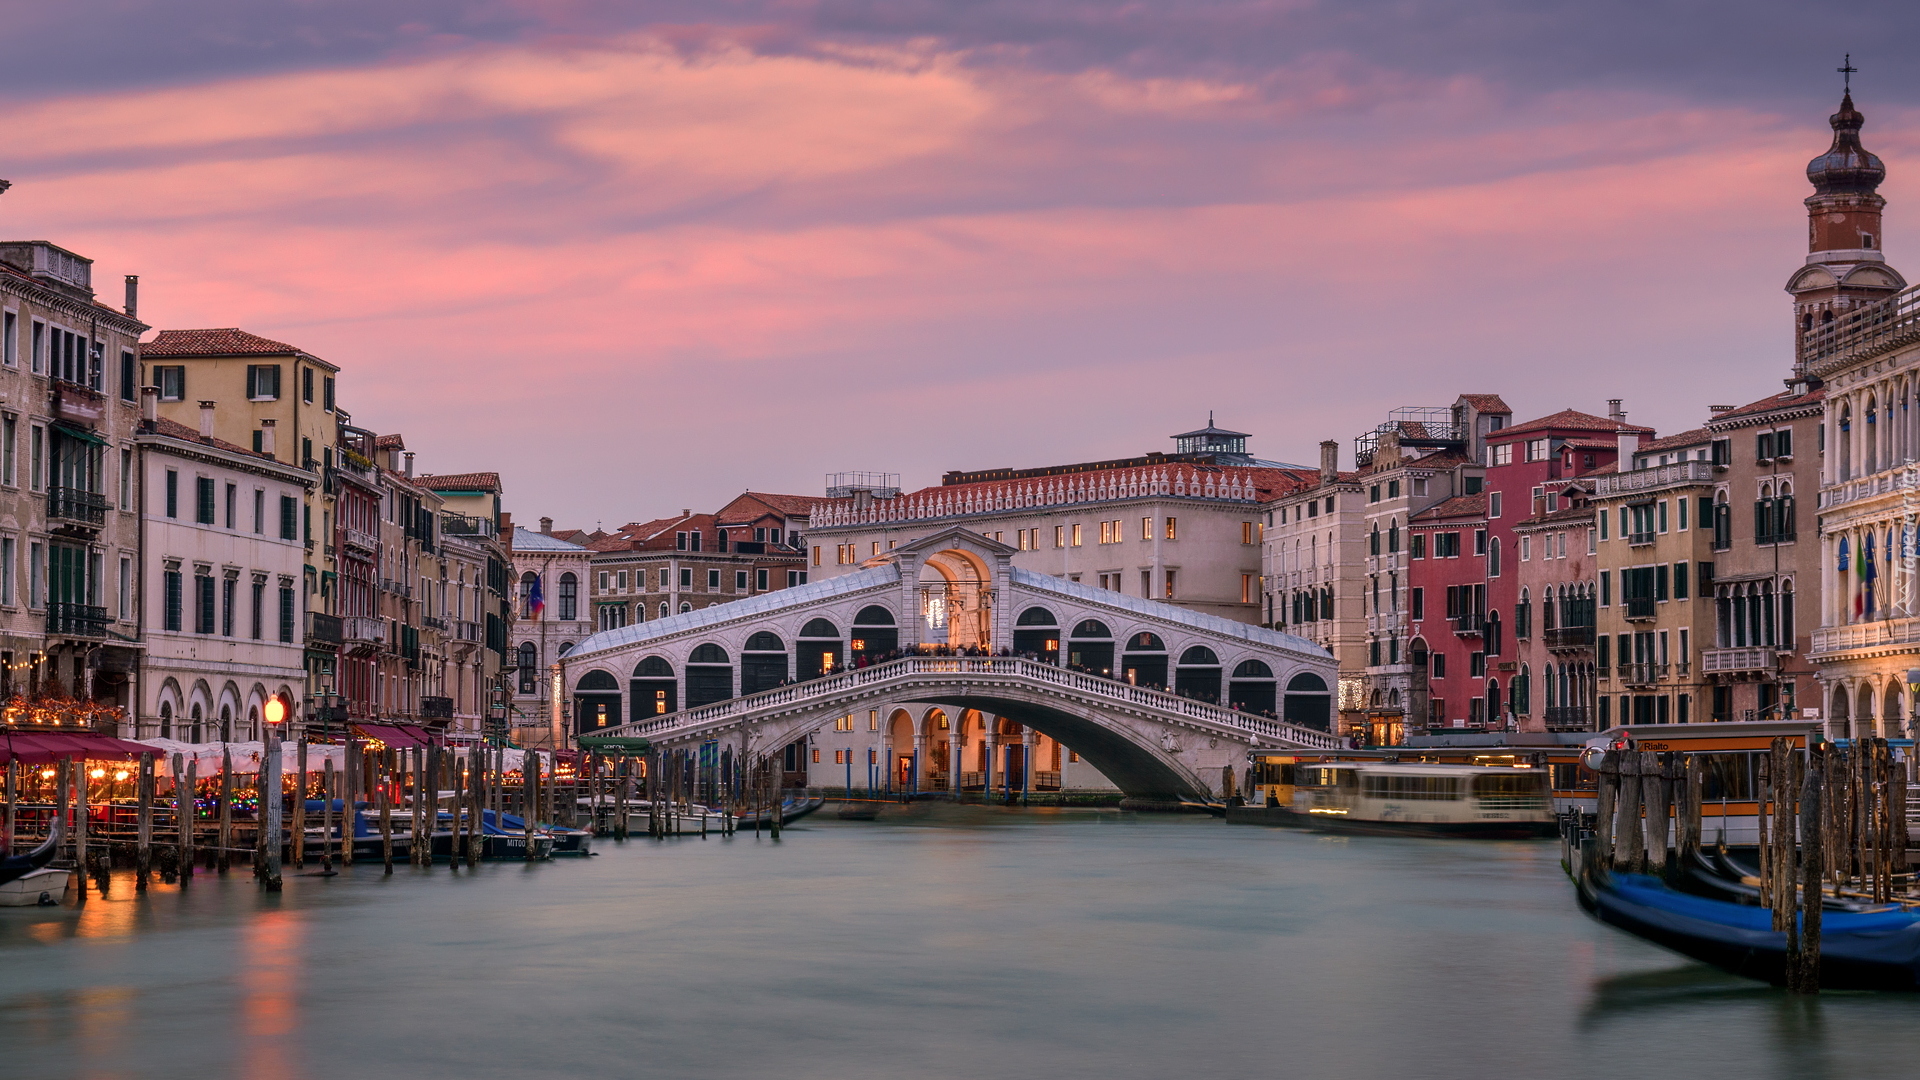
[797, 619, 842, 677]
[686, 644, 733, 708]
[1068, 619, 1113, 677]
[1285, 672, 1332, 732]
[959, 709, 990, 786]
[573, 669, 621, 734]
[1175, 646, 1222, 703]
[1122, 631, 1167, 690]
[887, 708, 917, 788]
[852, 605, 898, 664]
[631, 655, 676, 720]
[1229, 659, 1276, 715]
[741, 631, 787, 694]
[923, 707, 952, 787]
[1013, 607, 1059, 662]
[919, 549, 992, 650]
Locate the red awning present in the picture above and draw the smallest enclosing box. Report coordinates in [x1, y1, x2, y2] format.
[0, 731, 161, 765]
[351, 723, 435, 749]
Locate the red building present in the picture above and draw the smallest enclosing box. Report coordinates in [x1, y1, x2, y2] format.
[1407, 404, 1650, 728]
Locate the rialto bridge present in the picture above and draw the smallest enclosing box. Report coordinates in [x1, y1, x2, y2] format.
[559, 528, 1338, 803]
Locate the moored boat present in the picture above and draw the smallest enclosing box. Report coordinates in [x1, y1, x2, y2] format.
[1262, 762, 1554, 838]
[0, 867, 69, 906]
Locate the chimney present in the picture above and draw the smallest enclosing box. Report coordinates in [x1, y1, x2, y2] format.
[259, 419, 276, 459]
[1613, 413, 1638, 468]
[681, 509, 691, 517]
[197, 400, 215, 438]
[403, 451, 414, 478]
[539, 516, 553, 534]
[140, 385, 157, 424]
[1319, 440, 1338, 484]
[124, 275, 138, 319]
[1607, 399, 1624, 426]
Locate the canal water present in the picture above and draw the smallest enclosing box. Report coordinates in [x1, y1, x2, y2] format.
[3, 806, 1917, 1080]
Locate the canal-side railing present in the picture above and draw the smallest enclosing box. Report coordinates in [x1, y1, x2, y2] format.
[597, 657, 1343, 750]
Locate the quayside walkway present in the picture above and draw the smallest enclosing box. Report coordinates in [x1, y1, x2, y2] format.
[561, 527, 1338, 802]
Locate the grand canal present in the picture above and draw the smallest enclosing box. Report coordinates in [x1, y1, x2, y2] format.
[3, 806, 1916, 1079]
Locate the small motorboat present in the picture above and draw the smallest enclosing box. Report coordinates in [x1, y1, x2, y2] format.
[731, 796, 825, 829]
[1575, 849, 1920, 990]
[0, 817, 62, 888]
[484, 810, 591, 856]
[0, 867, 70, 906]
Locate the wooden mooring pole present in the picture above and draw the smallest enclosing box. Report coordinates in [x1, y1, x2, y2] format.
[136, 753, 153, 891]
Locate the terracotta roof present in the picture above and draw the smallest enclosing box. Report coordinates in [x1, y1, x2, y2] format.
[741, 492, 827, 516]
[144, 328, 300, 357]
[1559, 437, 1622, 451]
[1412, 493, 1487, 521]
[1514, 505, 1597, 528]
[374, 434, 405, 451]
[1493, 409, 1654, 439]
[417, 471, 500, 492]
[1636, 427, 1712, 452]
[143, 416, 267, 459]
[1458, 394, 1511, 414]
[1709, 387, 1827, 425]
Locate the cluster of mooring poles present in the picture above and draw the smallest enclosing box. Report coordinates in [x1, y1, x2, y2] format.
[1585, 737, 1911, 994]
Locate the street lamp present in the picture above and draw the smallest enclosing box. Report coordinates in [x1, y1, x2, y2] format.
[1906, 669, 1920, 737]
[261, 692, 290, 891]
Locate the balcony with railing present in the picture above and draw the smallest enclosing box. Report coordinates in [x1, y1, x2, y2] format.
[455, 620, 482, 643]
[1811, 616, 1920, 656]
[343, 615, 386, 645]
[441, 512, 497, 539]
[48, 486, 108, 528]
[1450, 612, 1484, 637]
[1822, 467, 1920, 511]
[422, 614, 448, 631]
[343, 526, 378, 553]
[1543, 707, 1592, 732]
[1797, 279, 1920, 379]
[47, 602, 108, 638]
[305, 611, 343, 644]
[1702, 647, 1777, 674]
[1592, 459, 1715, 497]
[1627, 531, 1655, 546]
[1624, 597, 1656, 621]
[52, 382, 105, 424]
[1544, 626, 1594, 651]
[1621, 662, 1669, 686]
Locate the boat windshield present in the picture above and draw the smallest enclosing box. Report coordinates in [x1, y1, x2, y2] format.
[1361, 774, 1462, 801]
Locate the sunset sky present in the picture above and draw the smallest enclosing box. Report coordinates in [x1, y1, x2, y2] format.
[2, 3, 1913, 525]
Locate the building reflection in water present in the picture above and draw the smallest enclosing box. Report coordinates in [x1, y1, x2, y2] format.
[241, 909, 306, 1080]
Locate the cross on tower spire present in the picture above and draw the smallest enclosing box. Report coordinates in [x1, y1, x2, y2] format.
[1840, 53, 1858, 93]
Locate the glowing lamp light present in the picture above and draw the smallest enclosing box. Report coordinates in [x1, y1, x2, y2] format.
[39, 769, 54, 779]
[113, 771, 129, 782]
[89, 768, 105, 779]
[263, 695, 288, 725]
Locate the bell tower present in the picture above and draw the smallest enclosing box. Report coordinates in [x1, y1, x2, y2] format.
[1788, 72, 1907, 359]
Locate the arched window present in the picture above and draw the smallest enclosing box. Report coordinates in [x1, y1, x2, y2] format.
[557, 642, 573, 658]
[659, 602, 670, 619]
[159, 701, 173, 740]
[689, 643, 729, 663]
[799, 618, 840, 638]
[576, 670, 618, 691]
[1071, 619, 1111, 638]
[1488, 536, 1501, 577]
[1016, 607, 1058, 626]
[633, 656, 673, 677]
[558, 572, 579, 621]
[742, 633, 788, 693]
[745, 631, 785, 651]
[679, 602, 691, 614]
[1233, 659, 1274, 679]
[852, 606, 895, 625]
[1179, 646, 1219, 666]
[1283, 672, 1331, 732]
[517, 642, 537, 693]
[686, 644, 733, 707]
[519, 571, 539, 619]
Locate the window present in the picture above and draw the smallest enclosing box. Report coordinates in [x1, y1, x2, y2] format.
[1411, 587, 1424, 620]
[1600, 570, 1611, 606]
[195, 477, 216, 524]
[221, 575, 235, 636]
[735, 570, 748, 590]
[28, 426, 42, 493]
[1488, 537, 1501, 576]
[1488, 492, 1502, 518]
[246, 364, 281, 400]
[1242, 521, 1259, 545]
[1141, 517, 1153, 541]
[1430, 652, 1446, 678]
[558, 573, 578, 620]
[1165, 517, 1178, 540]
[1070, 523, 1082, 546]
[0, 537, 12, 606]
[788, 570, 806, 587]
[1, 415, 13, 488]
[117, 555, 130, 619]
[1410, 534, 1425, 559]
[1526, 439, 1548, 462]
[1433, 532, 1459, 558]
[1710, 438, 1731, 467]
[279, 495, 297, 540]
[756, 568, 769, 591]
[1, 311, 12, 367]
[1674, 562, 1689, 600]
[163, 569, 182, 630]
[707, 569, 721, 589]
[165, 469, 179, 517]
[1164, 569, 1177, 599]
[1241, 575, 1255, 604]
[119, 350, 136, 402]
[279, 585, 296, 643]
[195, 571, 215, 634]
[1054, 525, 1065, 548]
[155, 365, 185, 400]
[1473, 529, 1487, 556]
[323, 375, 336, 412]
[812, 546, 822, 566]
[302, 366, 315, 403]
[1488, 443, 1513, 466]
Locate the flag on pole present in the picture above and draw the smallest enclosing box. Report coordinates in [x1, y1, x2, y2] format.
[528, 574, 545, 620]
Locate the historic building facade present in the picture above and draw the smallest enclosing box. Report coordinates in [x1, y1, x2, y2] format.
[508, 521, 594, 747]
[133, 403, 311, 741]
[0, 241, 148, 721]
[1510, 483, 1600, 732]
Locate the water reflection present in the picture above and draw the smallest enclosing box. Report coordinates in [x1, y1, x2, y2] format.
[241, 909, 304, 1080]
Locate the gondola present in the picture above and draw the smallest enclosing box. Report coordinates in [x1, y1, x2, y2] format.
[1574, 845, 1920, 990]
[0, 817, 61, 888]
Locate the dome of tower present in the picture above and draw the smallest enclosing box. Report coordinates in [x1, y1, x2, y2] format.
[1807, 92, 1886, 194]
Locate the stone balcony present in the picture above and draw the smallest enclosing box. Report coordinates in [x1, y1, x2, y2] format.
[1811, 617, 1920, 657]
[1701, 647, 1779, 675]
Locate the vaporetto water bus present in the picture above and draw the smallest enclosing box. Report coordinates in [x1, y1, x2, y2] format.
[1275, 761, 1554, 838]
